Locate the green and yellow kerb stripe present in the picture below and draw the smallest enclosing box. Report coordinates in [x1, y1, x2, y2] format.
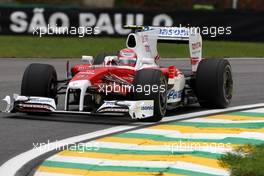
[34, 108, 264, 176]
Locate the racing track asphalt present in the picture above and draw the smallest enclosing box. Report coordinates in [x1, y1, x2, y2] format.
[0, 58, 263, 167]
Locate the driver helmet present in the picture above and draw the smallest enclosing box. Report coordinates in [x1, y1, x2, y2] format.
[118, 48, 137, 66]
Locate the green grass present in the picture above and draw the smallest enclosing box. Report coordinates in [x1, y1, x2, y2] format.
[0, 36, 263, 58]
[219, 144, 264, 176]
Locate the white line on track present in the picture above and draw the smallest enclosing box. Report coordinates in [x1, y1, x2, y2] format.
[184, 118, 264, 123]
[1, 103, 264, 176]
[35, 173, 74, 176]
[243, 108, 264, 113]
[129, 128, 264, 140]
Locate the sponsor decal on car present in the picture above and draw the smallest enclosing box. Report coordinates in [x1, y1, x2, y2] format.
[192, 42, 202, 50]
[167, 90, 182, 100]
[18, 103, 54, 111]
[159, 28, 189, 37]
[78, 75, 88, 79]
[83, 70, 95, 74]
[29, 98, 53, 103]
[141, 105, 154, 111]
[105, 101, 116, 106]
[99, 108, 129, 113]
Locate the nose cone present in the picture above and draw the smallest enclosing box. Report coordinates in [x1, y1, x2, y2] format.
[71, 67, 109, 85]
[66, 80, 91, 111]
[68, 80, 91, 90]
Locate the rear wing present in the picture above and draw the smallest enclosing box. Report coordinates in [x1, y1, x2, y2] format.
[124, 25, 203, 72]
[124, 25, 195, 43]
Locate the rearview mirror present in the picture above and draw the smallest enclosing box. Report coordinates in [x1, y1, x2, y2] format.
[81, 56, 94, 65]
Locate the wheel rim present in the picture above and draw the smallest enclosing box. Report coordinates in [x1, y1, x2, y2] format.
[223, 66, 233, 101]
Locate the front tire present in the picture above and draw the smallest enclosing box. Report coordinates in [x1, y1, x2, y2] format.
[21, 63, 58, 100]
[196, 58, 233, 108]
[133, 69, 167, 122]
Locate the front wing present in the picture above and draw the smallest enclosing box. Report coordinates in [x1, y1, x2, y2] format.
[0, 94, 154, 119]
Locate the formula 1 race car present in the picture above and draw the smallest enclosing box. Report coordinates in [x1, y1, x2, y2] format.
[0, 25, 233, 122]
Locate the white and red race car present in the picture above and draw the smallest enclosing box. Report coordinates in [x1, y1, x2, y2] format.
[0, 26, 233, 122]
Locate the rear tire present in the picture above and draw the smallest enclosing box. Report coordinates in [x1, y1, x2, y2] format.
[133, 69, 167, 122]
[21, 63, 58, 100]
[196, 58, 233, 108]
